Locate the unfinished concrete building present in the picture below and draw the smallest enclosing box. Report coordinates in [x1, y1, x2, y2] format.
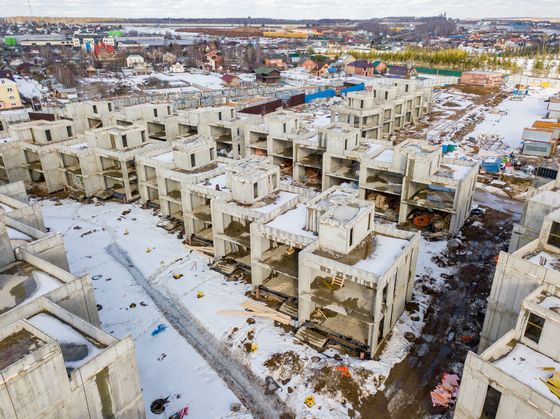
[358, 139, 478, 234]
[249, 184, 420, 356]
[55, 138, 104, 200]
[480, 207, 560, 352]
[455, 285, 560, 419]
[292, 126, 324, 191]
[5, 120, 76, 193]
[297, 195, 419, 355]
[211, 160, 303, 268]
[137, 135, 223, 228]
[144, 104, 179, 142]
[0, 184, 145, 418]
[331, 81, 432, 139]
[509, 173, 560, 252]
[59, 100, 116, 133]
[321, 123, 363, 190]
[0, 181, 45, 232]
[85, 125, 167, 202]
[250, 186, 356, 313]
[186, 106, 259, 159]
[398, 146, 478, 235]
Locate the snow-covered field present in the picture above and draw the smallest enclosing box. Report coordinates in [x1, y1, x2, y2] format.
[467, 88, 554, 149]
[84, 70, 230, 92]
[38, 199, 453, 418]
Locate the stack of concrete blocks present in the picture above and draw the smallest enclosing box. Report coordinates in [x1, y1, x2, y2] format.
[509, 172, 560, 252]
[211, 158, 307, 267]
[249, 184, 420, 356]
[331, 80, 432, 139]
[137, 135, 224, 230]
[0, 184, 144, 417]
[4, 120, 76, 193]
[455, 285, 560, 418]
[548, 97, 560, 121]
[480, 208, 560, 352]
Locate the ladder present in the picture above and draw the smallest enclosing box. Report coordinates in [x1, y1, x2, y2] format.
[331, 275, 344, 288]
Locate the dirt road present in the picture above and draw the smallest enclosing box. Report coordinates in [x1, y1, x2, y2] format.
[364, 199, 521, 418]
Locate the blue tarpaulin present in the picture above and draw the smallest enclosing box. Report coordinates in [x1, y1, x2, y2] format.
[340, 83, 365, 95]
[304, 89, 336, 103]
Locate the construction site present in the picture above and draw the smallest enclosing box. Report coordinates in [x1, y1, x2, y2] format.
[1, 75, 560, 418]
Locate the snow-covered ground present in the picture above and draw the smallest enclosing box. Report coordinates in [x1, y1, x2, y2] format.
[40, 201, 250, 419]
[467, 88, 554, 149]
[84, 70, 230, 92]
[14, 75, 47, 99]
[38, 199, 454, 418]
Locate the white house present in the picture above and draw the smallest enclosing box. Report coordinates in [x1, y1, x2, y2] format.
[126, 54, 145, 68]
[169, 62, 185, 73]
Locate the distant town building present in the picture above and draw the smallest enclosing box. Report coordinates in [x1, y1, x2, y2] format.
[169, 62, 185, 73]
[460, 71, 504, 87]
[0, 78, 22, 109]
[126, 54, 145, 68]
[221, 74, 242, 87]
[254, 67, 281, 84]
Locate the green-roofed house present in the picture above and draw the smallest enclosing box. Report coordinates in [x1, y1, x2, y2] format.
[254, 67, 281, 84]
[3, 37, 17, 47]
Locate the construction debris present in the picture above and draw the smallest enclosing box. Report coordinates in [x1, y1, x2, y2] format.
[430, 373, 460, 408]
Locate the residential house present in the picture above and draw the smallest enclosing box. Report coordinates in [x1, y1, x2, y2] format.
[162, 52, 177, 64]
[126, 54, 145, 68]
[346, 60, 375, 77]
[254, 67, 281, 84]
[221, 74, 242, 87]
[169, 62, 185, 73]
[388, 65, 418, 79]
[264, 54, 287, 69]
[300, 59, 317, 72]
[0, 78, 22, 110]
[206, 50, 223, 72]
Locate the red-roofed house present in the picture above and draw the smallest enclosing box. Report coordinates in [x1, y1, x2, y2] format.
[221, 74, 242, 87]
[93, 42, 117, 63]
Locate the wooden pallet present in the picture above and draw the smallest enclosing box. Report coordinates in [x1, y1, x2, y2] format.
[295, 326, 328, 349]
[279, 301, 298, 318]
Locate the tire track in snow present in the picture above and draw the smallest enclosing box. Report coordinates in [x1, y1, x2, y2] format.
[106, 242, 290, 419]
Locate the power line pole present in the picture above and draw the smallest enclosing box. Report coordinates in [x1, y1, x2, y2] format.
[27, 0, 33, 18]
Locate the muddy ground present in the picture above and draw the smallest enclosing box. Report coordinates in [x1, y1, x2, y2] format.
[359, 198, 521, 418]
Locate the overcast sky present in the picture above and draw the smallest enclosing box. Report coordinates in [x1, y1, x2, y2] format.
[0, 0, 559, 20]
